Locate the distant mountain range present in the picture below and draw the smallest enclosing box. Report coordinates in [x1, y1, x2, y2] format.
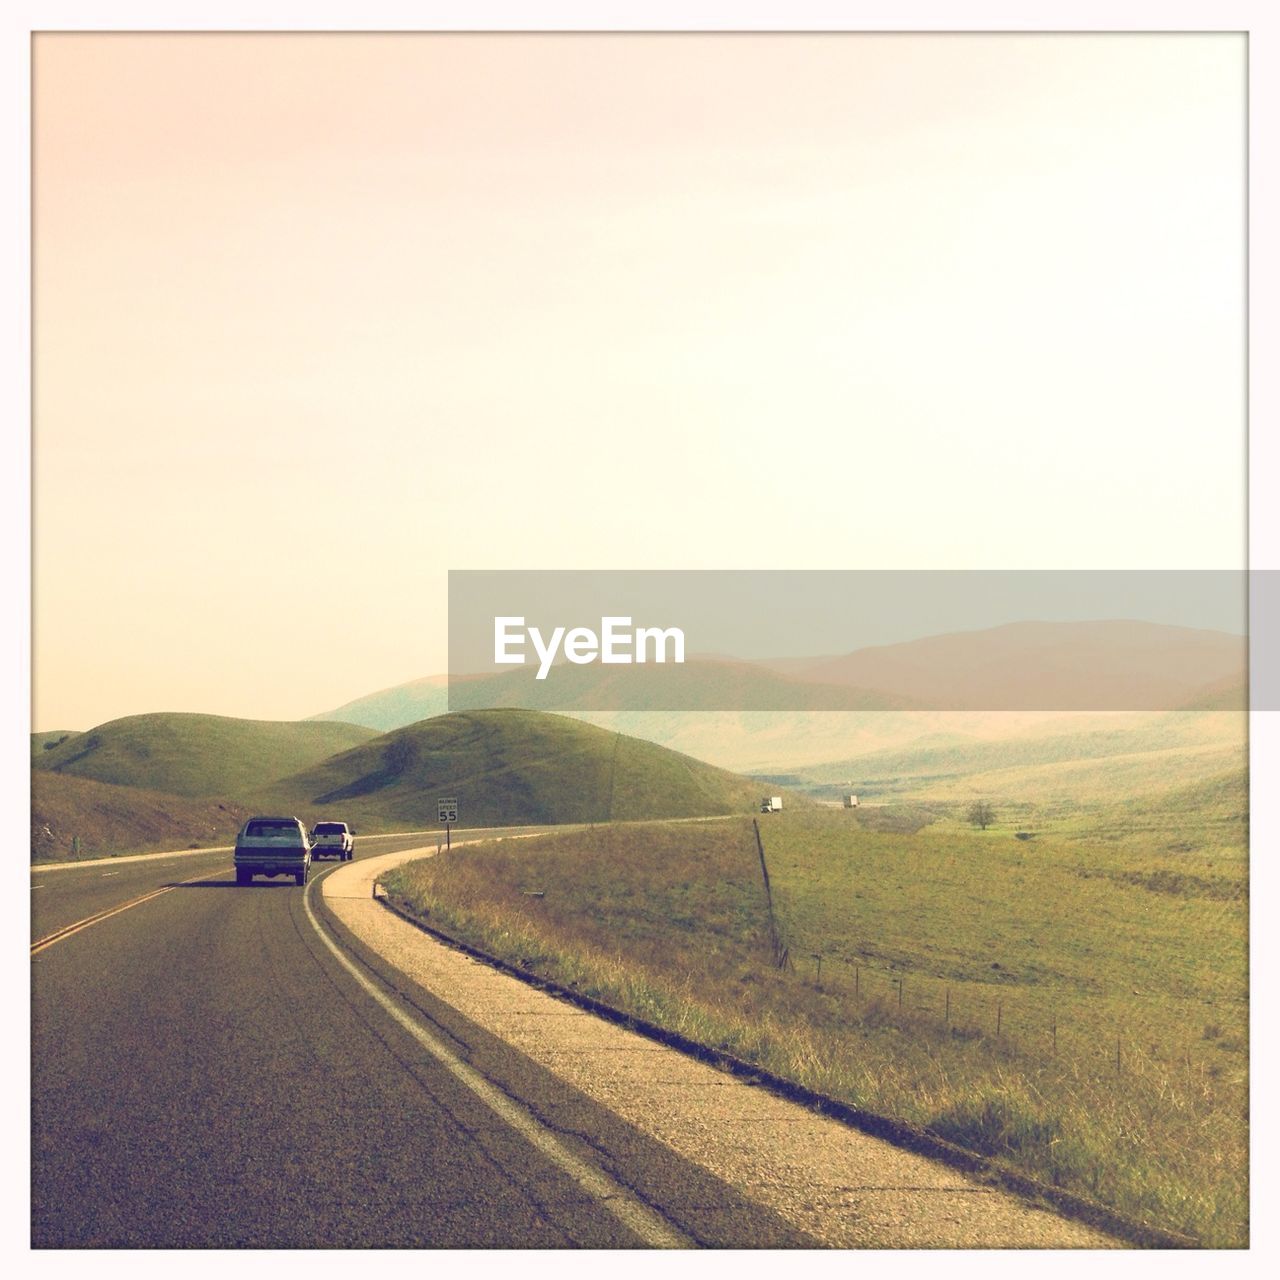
[307, 621, 1246, 770]
[31, 697, 1246, 862]
[781, 619, 1244, 712]
[30, 619, 1247, 861]
[311, 660, 916, 727]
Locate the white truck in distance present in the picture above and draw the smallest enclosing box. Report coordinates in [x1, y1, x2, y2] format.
[310, 821, 354, 861]
[760, 796, 783, 813]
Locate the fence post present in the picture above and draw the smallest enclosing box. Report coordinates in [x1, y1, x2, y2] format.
[996, 1002, 1002, 1037]
[945, 989, 951, 1025]
[752, 819, 787, 968]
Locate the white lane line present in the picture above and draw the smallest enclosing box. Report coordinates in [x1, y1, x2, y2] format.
[301, 867, 688, 1249]
[32, 846, 235, 874]
[101, 872, 119, 878]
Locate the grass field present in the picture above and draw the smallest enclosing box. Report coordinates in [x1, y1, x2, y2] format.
[384, 801, 1248, 1246]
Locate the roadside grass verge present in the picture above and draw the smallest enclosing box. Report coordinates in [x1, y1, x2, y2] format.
[383, 811, 1247, 1246]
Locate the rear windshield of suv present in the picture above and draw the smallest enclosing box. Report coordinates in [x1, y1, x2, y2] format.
[313, 823, 347, 835]
[245, 820, 302, 838]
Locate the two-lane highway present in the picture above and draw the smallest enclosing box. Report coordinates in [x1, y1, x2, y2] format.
[32, 834, 443, 945]
[31, 833, 807, 1248]
[33, 832, 1109, 1249]
[33, 832, 645, 1247]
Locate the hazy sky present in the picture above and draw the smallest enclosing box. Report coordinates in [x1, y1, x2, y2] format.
[33, 32, 1246, 730]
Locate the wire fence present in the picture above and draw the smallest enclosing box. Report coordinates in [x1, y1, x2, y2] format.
[750, 829, 1246, 1084]
[768, 937, 1249, 1091]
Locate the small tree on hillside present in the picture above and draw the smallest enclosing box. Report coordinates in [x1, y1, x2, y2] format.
[967, 800, 996, 830]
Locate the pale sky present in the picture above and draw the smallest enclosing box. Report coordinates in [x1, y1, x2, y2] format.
[33, 32, 1246, 730]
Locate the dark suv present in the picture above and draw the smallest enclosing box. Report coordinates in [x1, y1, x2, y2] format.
[234, 817, 313, 886]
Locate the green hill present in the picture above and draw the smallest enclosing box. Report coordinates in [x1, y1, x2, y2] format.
[1063, 764, 1248, 856]
[32, 730, 81, 762]
[791, 710, 1246, 855]
[33, 713, 379, 798]
[310, 675, 450, 731]
[1179, 677, 1248, 710]
[909, 743, 1246, 817]
[254, 708, 771, 830]
[803, 711, 1245, 787]
[32, 771, 251, 862]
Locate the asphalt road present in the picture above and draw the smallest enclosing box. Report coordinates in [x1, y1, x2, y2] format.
[31, 832, 809, 1248]
[33, 833, 445, 944]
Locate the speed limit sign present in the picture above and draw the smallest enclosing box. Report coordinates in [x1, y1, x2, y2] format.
[437, 797, 458, 824]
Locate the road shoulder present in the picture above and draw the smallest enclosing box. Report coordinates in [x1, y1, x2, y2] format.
[317, 846, 1118, 1249]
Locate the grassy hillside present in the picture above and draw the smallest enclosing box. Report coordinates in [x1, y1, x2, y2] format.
[833, 745, 1246, 842]
[1052, 764, 1247, 857]
[573, 709, 1099, 773]
[313, 660, 912, 726]
[1179, 678, 1248, 710]
[385, 809, 1247, 1245]
[792, 712, 1247, 854]
[33, 713, 379, 799]
[804, 712, 1243, 786]
[254, 709, 771, 830]
[315, 689, 1246, 781]
[32, 730, 81, 762]
[314, 692, 1091, 774]
[310, 675, 450, 731]
[32, 772, 251, 862]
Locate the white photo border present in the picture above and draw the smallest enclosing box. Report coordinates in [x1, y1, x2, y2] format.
[5, 2, 1274, 1275]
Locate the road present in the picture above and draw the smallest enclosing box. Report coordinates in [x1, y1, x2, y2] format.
[31, 833, 809, 1248]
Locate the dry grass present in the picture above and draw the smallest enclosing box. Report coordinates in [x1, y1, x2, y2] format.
[31, 771, 251, 861]
[385, 812, 1247, 1246]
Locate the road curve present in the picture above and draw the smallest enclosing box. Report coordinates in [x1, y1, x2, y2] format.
[30, 831, 808, 1248]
